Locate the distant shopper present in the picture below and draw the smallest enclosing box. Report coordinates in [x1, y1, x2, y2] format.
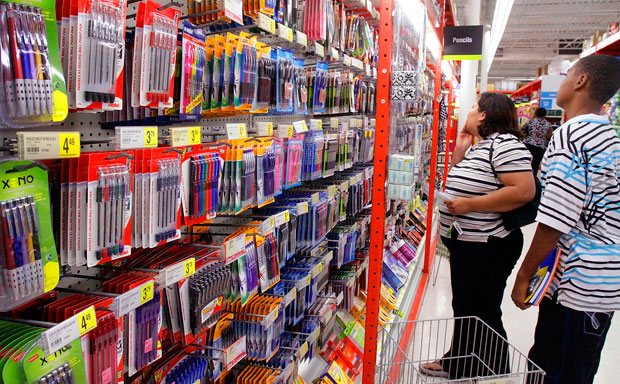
[522, 107, 553, 172]
[420, 92, 536, 380]
[511, 55, 620, 384]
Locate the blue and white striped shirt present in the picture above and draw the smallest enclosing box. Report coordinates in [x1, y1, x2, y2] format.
[538, 113, 620, 312]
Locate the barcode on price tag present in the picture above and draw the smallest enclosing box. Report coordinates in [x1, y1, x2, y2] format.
[170, 127, 201, 146]
[42, 305, 97, 355]
[225, 234, 246, 264]
[115, 126, 158, 150]
[17, 132, 81, 160]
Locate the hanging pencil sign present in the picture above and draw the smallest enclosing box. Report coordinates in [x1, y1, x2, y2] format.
[443, 25, 483, 60]
[224, 0, 243, 24]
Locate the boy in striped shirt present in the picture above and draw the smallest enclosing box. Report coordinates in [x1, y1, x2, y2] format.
[512, 55, 620, 383]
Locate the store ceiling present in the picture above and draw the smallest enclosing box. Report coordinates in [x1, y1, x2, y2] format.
[453, 0, 620, 80]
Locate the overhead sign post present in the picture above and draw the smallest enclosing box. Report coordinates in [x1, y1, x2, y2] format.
[443, 25, 484, 60]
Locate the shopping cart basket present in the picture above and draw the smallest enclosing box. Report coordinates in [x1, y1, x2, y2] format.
[376, 316, 544, 384]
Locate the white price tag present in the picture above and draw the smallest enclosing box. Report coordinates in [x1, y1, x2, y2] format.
[284, 288, 297, 306]
[278, 23, 293, 41]
[296, 31, 308, 47]
[274, 210, 290, 226]
[336, 291, 344, 305]
[114, 126, 158, 150]
[162, 258, 197, 286]
[115, 280, 155, 316]
[309, 327, 320, 344]
[296, 275, 311, 290]
[170, 127, 201, 146]
[330, 48, 340, 60]
[42, 305, 97, 355]
[224, 336, 247, 370]
[365, 63, 371, 76]
[311, 192, 320, 205]
[327, 185, 337, 196]
[343, 55, 352, 66]
[261, 307, 279, 328]
[257, 12, 276, 33]
[17, 132, 81, 160]
[315, 43, 325, 57]
[226, 123, 247, 139]
[259, 215, 276, 235]
[256, 122, 274, 136]
[225, 234, 246, 264]
[310, 119, 323, 131]
[297, 341, 309, 359]
[311, 262, 322, 278]
[296, 202, 308, 214]
[330, 118, 339, 129]
[292, 120, 308, 133]
[325, 250, 333, 264]
[351, 57, 364, 70]
[277, 124, 294, 138]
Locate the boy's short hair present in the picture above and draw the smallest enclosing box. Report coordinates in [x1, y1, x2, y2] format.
[534, 107, 547, 118]
[575, 55, 620, 104]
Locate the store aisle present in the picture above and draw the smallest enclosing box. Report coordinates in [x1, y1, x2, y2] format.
[418, 224, 620, 384]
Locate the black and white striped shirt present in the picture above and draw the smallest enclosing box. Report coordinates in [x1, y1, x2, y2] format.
[439, 133, 532, 242]
[538, 113, 620, 312]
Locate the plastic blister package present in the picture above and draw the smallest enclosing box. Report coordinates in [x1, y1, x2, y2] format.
[0, 1, 67, 128]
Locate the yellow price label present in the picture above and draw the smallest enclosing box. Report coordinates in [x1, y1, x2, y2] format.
[318, 263, 323, 273]
[287, 29, 293, 42]
[298, 341, 309, 358]
[238, 124, 248, 139]
[76, 306, 97, 336]
[269, 216, 275, 228]
[58, 133, 80, 158]
[189, 127, 201, 145]
[288, 125, 294, 137]
[144, 127, 157, 148]
[283, 210, 290, 223]
[267, 123, 273, 135]
[140, 281, 155, 305]
[184, 258, 196, 277]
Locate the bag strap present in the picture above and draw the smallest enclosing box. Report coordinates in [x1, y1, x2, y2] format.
[487, 136, 502, 188]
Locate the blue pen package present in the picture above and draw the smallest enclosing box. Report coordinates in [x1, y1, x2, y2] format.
[313, 62, 328, 113]
[293, 58, 307, 115]
[276, 49, 294, 113]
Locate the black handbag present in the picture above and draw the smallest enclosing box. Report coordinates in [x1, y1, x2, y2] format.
[488, 138, 542, 231]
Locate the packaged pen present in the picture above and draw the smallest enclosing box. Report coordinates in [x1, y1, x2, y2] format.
[0, 1, 68, 128]
[252, 44, 274, 112]
[180, 21, 207, 119]
[293, 58, 308, 115]
[276, 48, 294, 113]
[75, 0, 127, 110]
[313, 62, 328, 113]
[201, 36, 215, 114]
[133, 0, 181, 109]
[233, 34, 257, 111]
[83, 152, 134, 267]
[0, 160, 59, 311]
[221, 33, 238, 112]
[209, 35, 226, 112]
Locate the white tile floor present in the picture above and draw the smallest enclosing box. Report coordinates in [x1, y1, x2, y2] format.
[417, 223, 620, 384]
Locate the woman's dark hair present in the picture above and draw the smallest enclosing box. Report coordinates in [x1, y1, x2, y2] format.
[534, 107, 547, 118]
[477, 92, 523, 139]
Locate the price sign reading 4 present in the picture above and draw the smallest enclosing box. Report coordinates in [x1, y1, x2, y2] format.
[77, 306, 97, 336]
[59, 133, 80, 158]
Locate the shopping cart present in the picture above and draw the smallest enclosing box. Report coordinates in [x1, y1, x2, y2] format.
[376, 316, 545, 384]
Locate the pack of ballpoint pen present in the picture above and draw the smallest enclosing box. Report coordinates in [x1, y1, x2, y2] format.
[0, 0, 68, 129]
[75, 0, 128, 110]
[0, 160, 60, 311]
[131, 0, 181, 109]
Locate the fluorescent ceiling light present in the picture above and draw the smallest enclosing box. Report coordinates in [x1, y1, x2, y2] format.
[486, 0, 515, 73]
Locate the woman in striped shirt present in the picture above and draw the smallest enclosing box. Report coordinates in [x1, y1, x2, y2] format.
[421, 92, 536, 380]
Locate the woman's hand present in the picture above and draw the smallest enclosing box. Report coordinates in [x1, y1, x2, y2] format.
[445, 197, 473, 215]
[455, 126, 473, 154]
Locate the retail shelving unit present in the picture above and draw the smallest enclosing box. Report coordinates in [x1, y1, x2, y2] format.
[363, 0, 448, 383]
